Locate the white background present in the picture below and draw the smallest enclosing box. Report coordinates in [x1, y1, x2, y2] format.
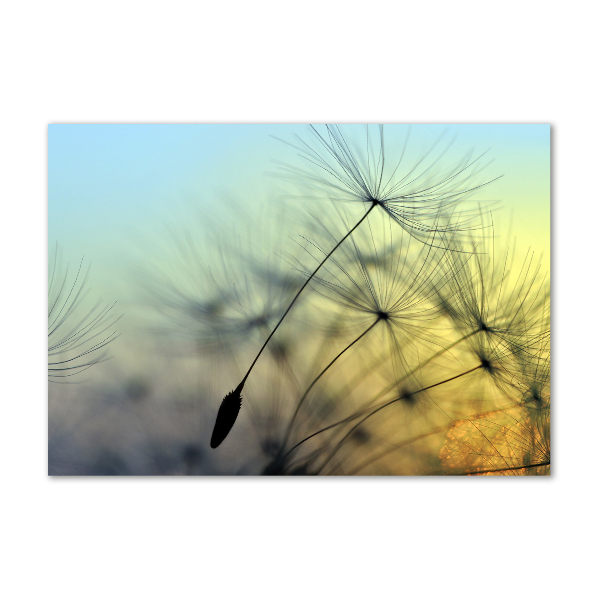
[2, 1, 596, 598]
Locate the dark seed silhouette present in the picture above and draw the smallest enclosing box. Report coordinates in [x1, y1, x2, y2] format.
[210, 381, 245, 448]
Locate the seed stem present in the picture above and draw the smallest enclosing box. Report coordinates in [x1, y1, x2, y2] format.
[212, 203, 377, 448]
[239, 203, 377, 386]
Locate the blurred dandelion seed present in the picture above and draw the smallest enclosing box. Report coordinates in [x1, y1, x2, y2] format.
[48, 245, 120, 382]
[432, 220, 550, 369]
[277, 215, 455, 450]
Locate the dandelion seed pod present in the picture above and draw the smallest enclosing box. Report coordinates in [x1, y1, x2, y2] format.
[210, 382, 244, 448]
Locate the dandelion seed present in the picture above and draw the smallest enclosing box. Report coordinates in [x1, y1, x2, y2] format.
[144, 225, 303, 355]
[274, 125, 501, 244]
[300, 214, 455, 366]
[48, 245, 120, 382]
[210, 381, 244, 448]
[432, 220, 550, 368]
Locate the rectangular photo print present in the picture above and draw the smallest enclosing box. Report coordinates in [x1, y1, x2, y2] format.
[48, 124, 550, 475]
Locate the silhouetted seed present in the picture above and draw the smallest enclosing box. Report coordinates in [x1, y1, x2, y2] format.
[210, 381, 245, 448]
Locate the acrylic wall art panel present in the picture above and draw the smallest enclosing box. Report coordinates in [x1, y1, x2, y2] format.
[48, 124, 550, 475]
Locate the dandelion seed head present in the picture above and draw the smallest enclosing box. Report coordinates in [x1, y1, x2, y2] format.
[480, 357, 493, 373]
[470, 340, 501, 376]
[303, 214, 450, 339]
[148, 217, 308, 356]
[434, 222, 550, 370]
[518, 351, 550, 410]
[275, 124, 500, 245]
[400, 388, 418, 406]
[48, 245, 120, 382]
[530, 388, 543, 403]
